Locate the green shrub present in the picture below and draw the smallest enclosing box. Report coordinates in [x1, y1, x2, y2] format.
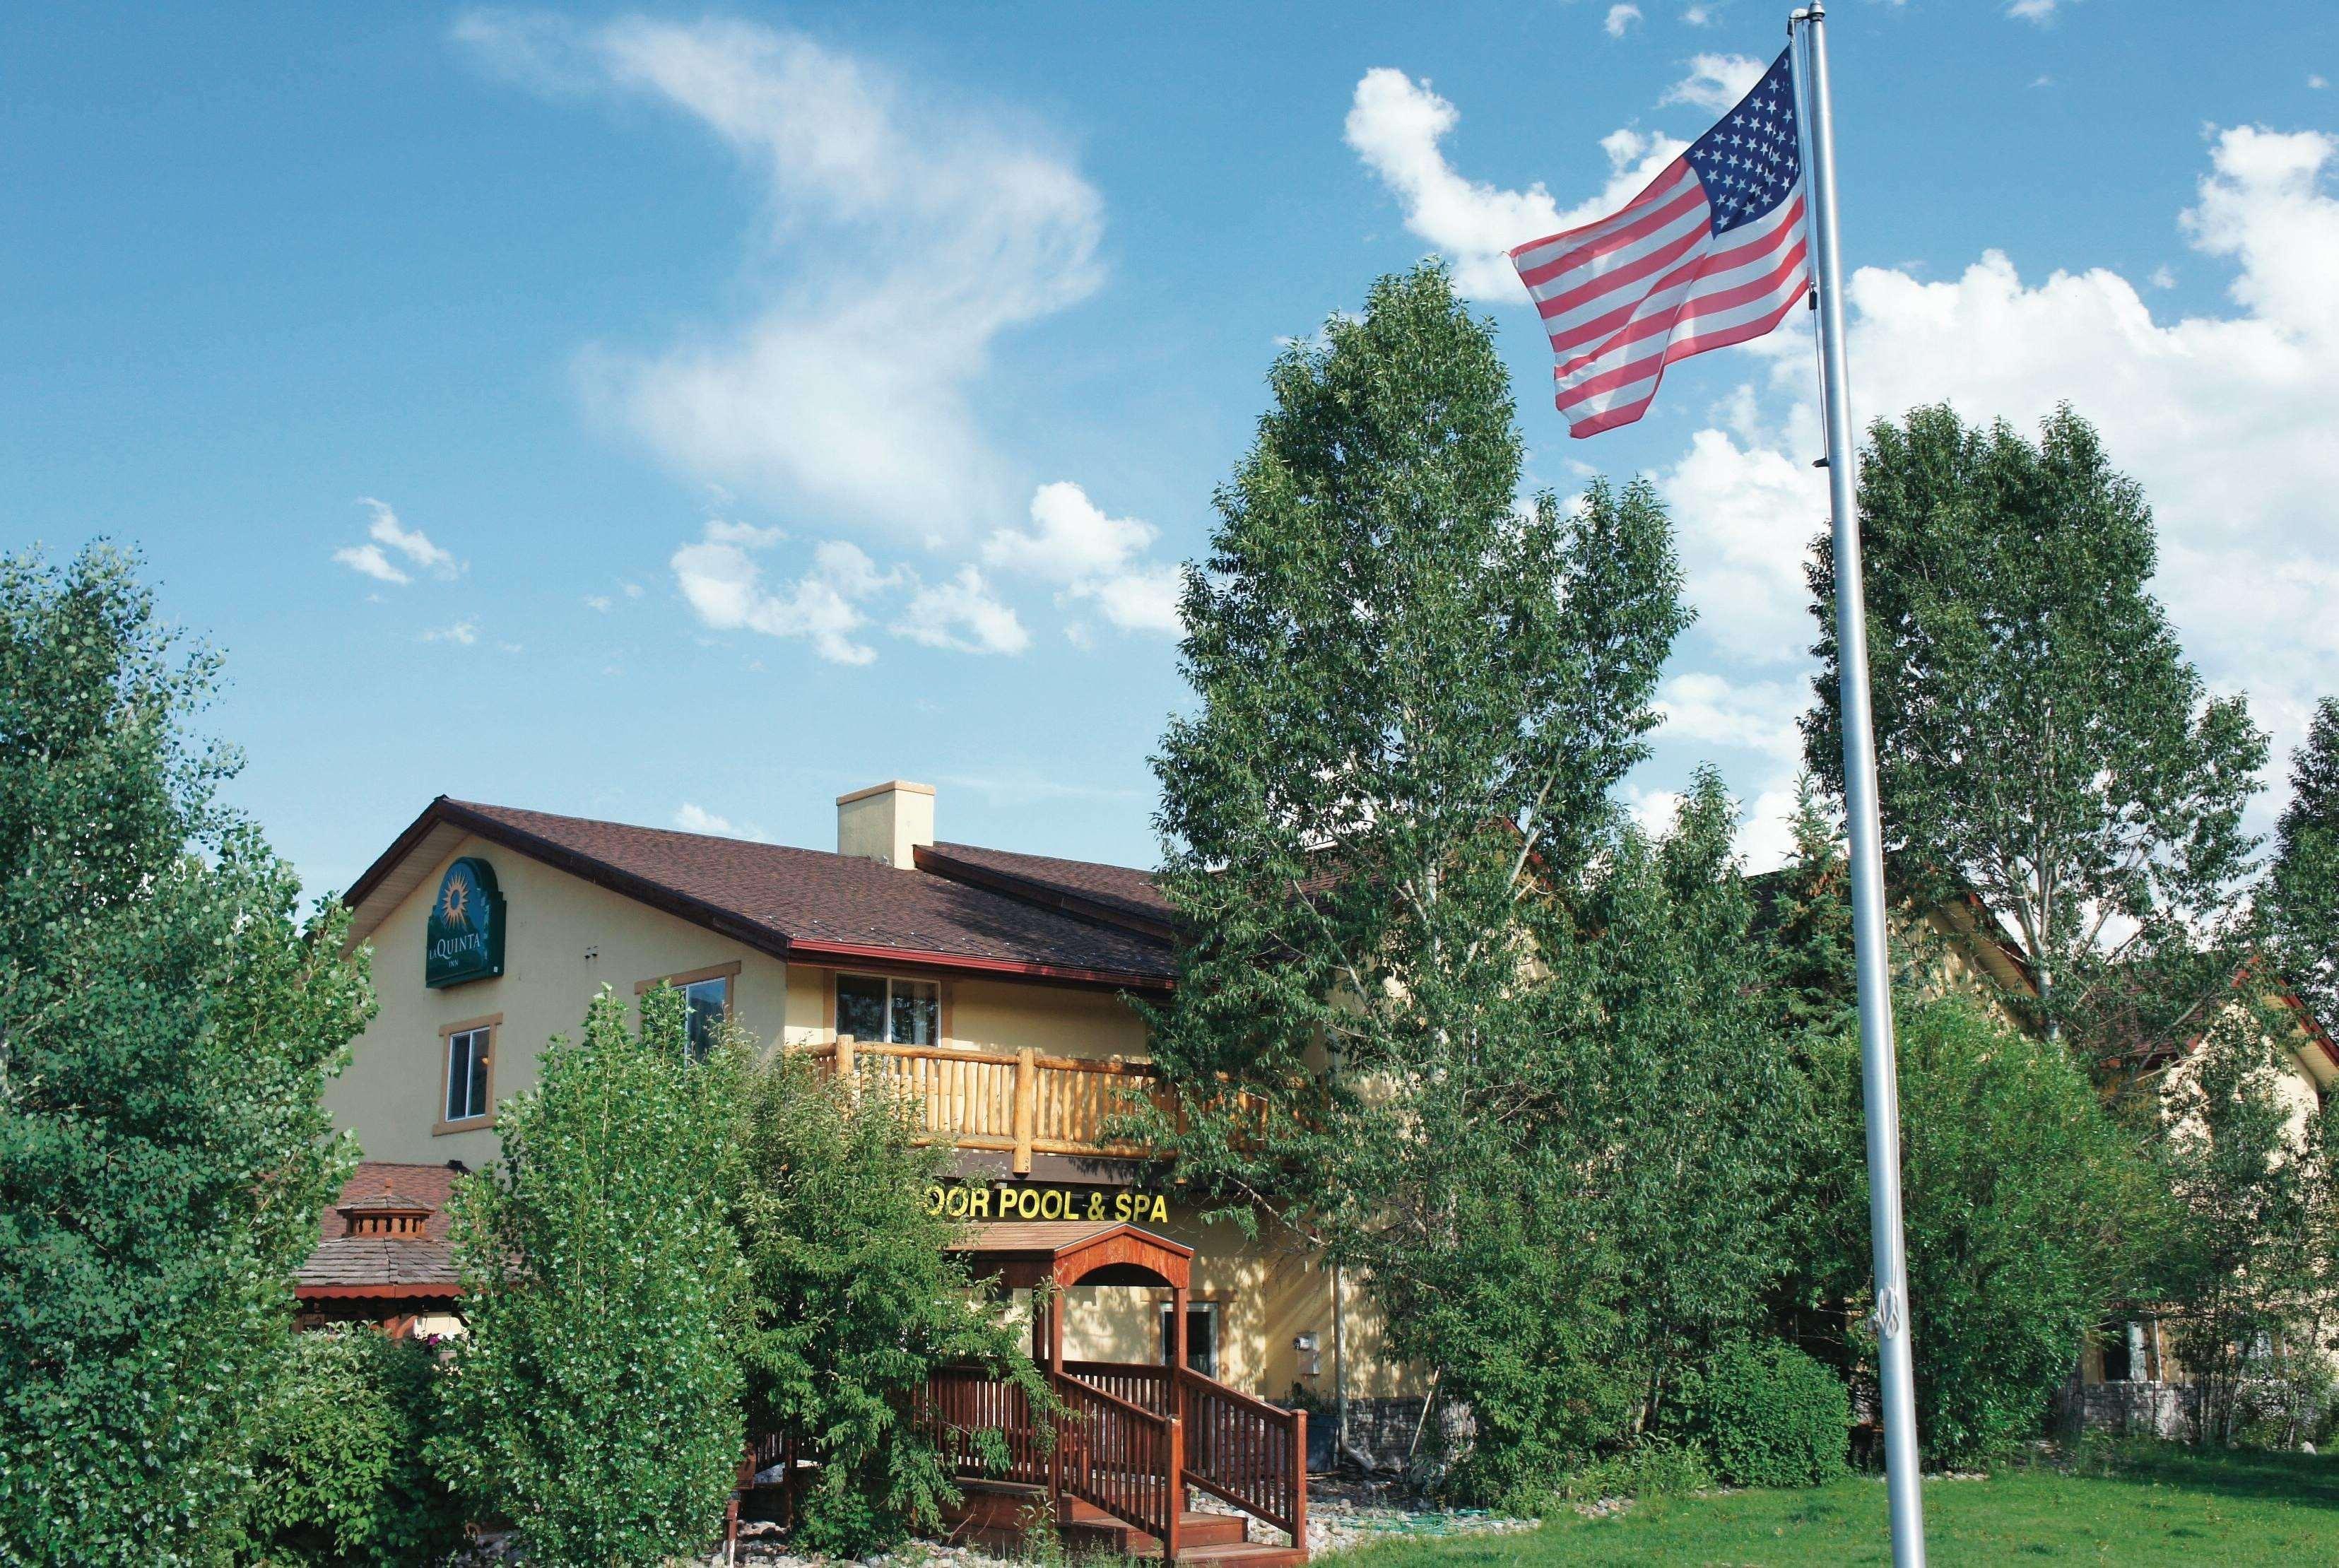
[1666, 1338, 1849, 1488]
[430, 988, 749, 1566]
[1540, 1438, 1715, 1506]
[241, 1328, 465, 1565]
[736, 1050, 1047, 1556]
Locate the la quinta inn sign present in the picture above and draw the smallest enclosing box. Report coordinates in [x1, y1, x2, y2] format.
[425, 857, 506, 989]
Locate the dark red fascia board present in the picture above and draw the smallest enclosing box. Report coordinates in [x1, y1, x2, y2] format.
[294, 1282, 459, 1302]
[913, 843, 1178, 943]
[348, 798, 1174, 994]
[788, 937, 1172, 995]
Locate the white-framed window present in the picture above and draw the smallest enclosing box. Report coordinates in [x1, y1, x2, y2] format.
[1162, 1300, 1220, 1377]
[637, 965, 740, 1059]
[836, 972, 940, 1046]
[444, 1025, 492, 1124]
[677, 974, 730, 1058]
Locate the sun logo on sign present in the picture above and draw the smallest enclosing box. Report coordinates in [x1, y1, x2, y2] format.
[440, 874, 471, 929]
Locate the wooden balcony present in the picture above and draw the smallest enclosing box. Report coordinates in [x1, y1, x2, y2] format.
[792, 1038, 1170, 1173]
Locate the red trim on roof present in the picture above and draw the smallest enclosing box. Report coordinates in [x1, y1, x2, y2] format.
[787, 938, 1172, 994]
[295, 1282, 461, 1303]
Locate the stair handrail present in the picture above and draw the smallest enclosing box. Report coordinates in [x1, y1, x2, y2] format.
[1174, 1366, 1308, 1547]
[1050, 1368, 1182, 1561]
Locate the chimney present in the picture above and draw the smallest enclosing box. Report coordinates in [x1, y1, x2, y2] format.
[837, 780, 936, 869]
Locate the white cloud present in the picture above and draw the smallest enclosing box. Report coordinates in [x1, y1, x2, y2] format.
[1344, 69, 1684, 300]
[901, 566, 1030, 656]
[1699, 124, 2339, 832]
[1660, 54, 1765, 114]
[2311, 75, 2329, 91]
[1070, 561, 1184, 635]
[2006, 0, 2064, 21]
[984, 481, 1155, 583]
[334, 543, 409, 585]
[1604, 4, 1642, 37]
[334, 498, 459, 585]
[675, 802, 769, 839]
[1681, 4, 1714, 25]
[421, 619, 479, 645]
[979, 482, 1184, 638]
[1656, 672, 1808, 760]
[583, 594, 613, 612]
[670, 523, 896, 665]
[458, 12, 1104, 545]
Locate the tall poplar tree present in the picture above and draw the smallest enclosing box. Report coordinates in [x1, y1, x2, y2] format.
[2264, 697, 2339, 1027]
[1147, 265, 1789, 1487]
[0, 546, 370, 1560]
[1148, 261, 1689, 1221]
[1803, 404, 2267, 1055]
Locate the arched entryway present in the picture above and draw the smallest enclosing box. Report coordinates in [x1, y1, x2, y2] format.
[937, 1220, 1309, 1566]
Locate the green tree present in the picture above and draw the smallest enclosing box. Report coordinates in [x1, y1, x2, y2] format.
[0, 546, 370, 1560]
[1143, 263, 1706, 1487]
[1146, 259, 1689, 1222]
[2264, 697, 2339, 1027]
[432, 987, 748, 1565]
[1805, 997, 2160, 1465]
[735, 1051, 1044, 1555]
[240, 1328, 466, 1566]
[1359, 774, 1807, 1498]
[2157, 1008, 2323, 1446]
[1803, 406, 2267, 1056]
[1761, 774, 1860, 1044]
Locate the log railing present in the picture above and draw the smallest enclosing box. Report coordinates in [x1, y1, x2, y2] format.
[1177, 1367, 1308, 1545]
[796, 1039, 1171, 1173]
[1049, 1370, 1182, 1560]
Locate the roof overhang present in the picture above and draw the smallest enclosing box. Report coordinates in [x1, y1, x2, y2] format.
[338, 797, 1174, 994]
[950, 1220, 1192, 1292]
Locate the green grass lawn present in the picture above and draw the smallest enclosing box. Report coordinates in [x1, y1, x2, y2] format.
[1337, 1448, 2339, 1566]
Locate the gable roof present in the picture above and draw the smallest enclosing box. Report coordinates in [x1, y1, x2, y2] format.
[343, 797, 1175, 991]
[915, 841, 1177, 941]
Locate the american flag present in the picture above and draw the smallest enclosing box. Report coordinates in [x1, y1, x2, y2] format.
[1511, 49, 1810, 438]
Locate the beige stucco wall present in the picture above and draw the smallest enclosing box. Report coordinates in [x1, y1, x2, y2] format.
[777, 965, 1150, 1061]
[329, 834, 791, 1165]
[1051, 1203, 1412, 1403]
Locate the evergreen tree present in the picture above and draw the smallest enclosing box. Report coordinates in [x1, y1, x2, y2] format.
[0, 546, 370, 1560]
[1764, 773, 1858, 1043]
[1803, 405, 2267, 1057]
[432, 988, 748, 1565]
[2265, 697, 2339, 1027]
[734, 1052, 1044, 1555]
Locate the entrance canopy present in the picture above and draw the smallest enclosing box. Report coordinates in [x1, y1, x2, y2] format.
[950, 1220, 1191, 1293]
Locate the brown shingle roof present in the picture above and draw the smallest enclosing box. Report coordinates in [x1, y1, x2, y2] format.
[348, 798, 1175, 989]
[299, 1161, 463, 1298]
[916, 841, 1175, 939]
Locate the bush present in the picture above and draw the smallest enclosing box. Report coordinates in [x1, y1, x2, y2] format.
[241, 1328, 465, 1565]
[430, 988, 748, 1566]
[0, 547, 373, 1560]
[1804, 998, 2157, 1466]
[1666, 1338, 1849, 1488]
[736, 1050, 1045, 1557]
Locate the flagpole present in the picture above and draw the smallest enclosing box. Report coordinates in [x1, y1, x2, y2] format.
[1791, 6, 1926, 1564]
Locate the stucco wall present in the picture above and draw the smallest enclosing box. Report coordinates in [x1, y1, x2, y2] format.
[329, 834, 790, 1165]
[1051, 1204, 1412, 1403]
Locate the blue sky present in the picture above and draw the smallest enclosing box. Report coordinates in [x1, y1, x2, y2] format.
[7, 1, 2337, 896]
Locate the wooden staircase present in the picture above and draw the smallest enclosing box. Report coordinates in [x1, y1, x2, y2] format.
[938, 1485, 1307, 1567]
[916, 1360, 1311, 1564]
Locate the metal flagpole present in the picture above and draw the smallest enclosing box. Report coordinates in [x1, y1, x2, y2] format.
[1790, 6, 1926, 1564]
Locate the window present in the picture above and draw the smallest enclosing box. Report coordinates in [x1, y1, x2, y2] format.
[444, 1025, 492, 1125]
[678, 974, 729, 1059]
[635, 964, 741, 1059]
[1162, 1301, 1220, 1377]
[836, 973, 939, 1045]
